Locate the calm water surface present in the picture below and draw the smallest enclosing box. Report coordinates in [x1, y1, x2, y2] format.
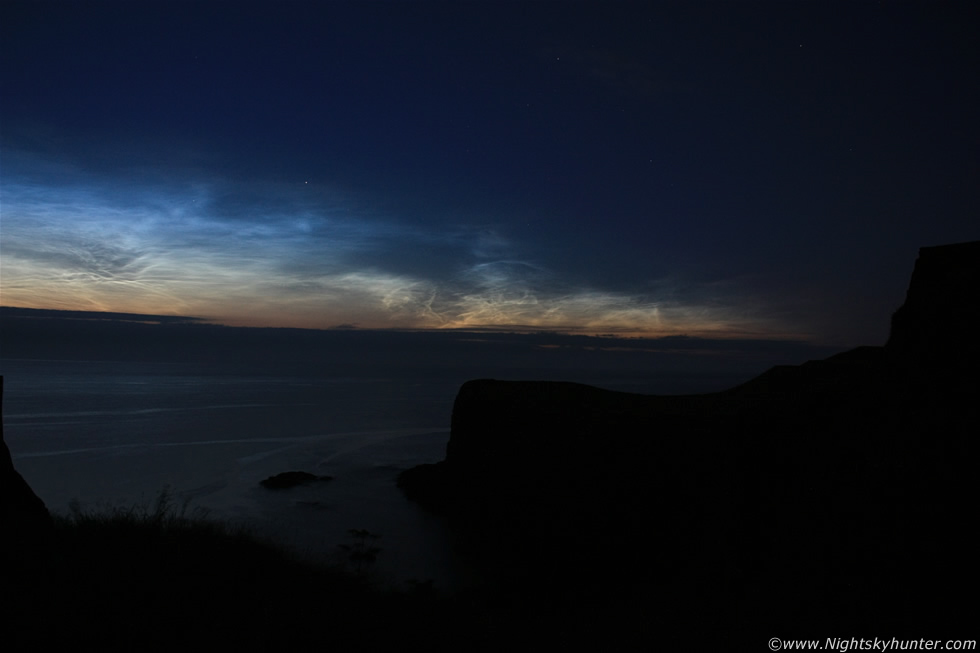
[1, 355, 751, 588]
[1, 358, 469, 588]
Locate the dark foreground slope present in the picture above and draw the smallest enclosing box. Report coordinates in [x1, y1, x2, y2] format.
[399, 242, 980, 647]
[3, 242, 976, 650]
[0, 382, 482, 651]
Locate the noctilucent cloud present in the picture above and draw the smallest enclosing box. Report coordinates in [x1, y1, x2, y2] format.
[2, 1, 977, 345]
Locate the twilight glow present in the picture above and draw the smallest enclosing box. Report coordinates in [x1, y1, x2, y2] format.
[2, 1, 977, 344]
[0, 161, 776, 336]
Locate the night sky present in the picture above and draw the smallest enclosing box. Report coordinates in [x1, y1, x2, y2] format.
[2, 1, 977, 347]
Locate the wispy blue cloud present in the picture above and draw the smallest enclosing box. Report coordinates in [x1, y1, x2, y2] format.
[0, 150, 797, 336]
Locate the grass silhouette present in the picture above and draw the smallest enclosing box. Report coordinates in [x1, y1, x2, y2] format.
[7, 488, 490, 651]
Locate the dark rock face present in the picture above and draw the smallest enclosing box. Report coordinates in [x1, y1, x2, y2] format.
[1, 376, 52, 556]
[887, 240, 980, 366]
[399, 242, 980, 646]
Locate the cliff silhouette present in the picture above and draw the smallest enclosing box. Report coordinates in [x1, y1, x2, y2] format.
[399, 241, 980, 646]
[3, 242, 977, 649]
[1, 377, 52, 549]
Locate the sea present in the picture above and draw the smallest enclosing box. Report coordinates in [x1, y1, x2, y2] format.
[0, 355, 779, 590]
[1, 358, 475, 586]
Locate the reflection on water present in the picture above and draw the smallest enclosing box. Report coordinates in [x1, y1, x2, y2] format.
[2, 358, 466, 589]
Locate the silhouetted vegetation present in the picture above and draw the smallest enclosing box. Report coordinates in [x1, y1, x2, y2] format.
[6, 243, 977, 650]
[4, 489, 500, 651]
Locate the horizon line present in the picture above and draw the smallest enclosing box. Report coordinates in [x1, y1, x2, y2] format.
[0, 305, 822, 343]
